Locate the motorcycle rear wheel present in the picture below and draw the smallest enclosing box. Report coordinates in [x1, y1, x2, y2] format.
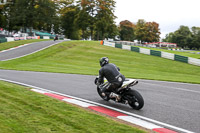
[126, 89, 144, 110]
[97, 87, 110, 101]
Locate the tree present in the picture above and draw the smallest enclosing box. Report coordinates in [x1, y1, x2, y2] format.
[0, 4, 7, 28]
[144, 22, 160, 42]
[135, 19, 160, 43]
[163, 26, 200, 49]
[1, 0, 58, 33]
[76, 0, 94, 39]
[191, 27, 200, 50]
[7, 0, 37, 32]
[174, 26, 192, 48]
[162, 32, 176, 42]
[1, 0, 118, 40]
[95, 0, 117, 40]
[119, 20, 135, 41]
[135, 19, 146, 43]
[61, 5, 81, 39]
[34, 0, 58, 32]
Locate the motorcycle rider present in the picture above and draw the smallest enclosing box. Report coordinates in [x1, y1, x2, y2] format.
[97, 57, 125, 100]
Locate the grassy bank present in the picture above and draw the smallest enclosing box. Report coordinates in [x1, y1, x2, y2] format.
[0, 81, 146, 133]
[0, 39, 51, 51]
[0, 40, 200, 84]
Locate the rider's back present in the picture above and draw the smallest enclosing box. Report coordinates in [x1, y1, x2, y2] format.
[99, 63, 121, 83]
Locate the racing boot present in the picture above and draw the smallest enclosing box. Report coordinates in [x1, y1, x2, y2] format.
[110, 92, 121, 102]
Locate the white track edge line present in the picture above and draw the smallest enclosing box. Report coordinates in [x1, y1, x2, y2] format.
[0, 43, 31, 53]
[0, 78, 194, 133]
[1, 41, 62, 61]
[117, 116, 162, 129]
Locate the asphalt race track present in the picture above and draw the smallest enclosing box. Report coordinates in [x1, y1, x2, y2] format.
[0, 40, 200, 132]
[0, 40, 64, 61]
[0, 69, 200, 133]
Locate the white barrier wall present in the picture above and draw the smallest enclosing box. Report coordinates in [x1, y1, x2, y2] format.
[103, 41, 200, 67]
[122, 45, 131, 50]
[103, 41, 115, 47]
[161, 52, 174, 60]
[188, 57, 200, 66]
[43, 36, 50, 39]
[140, 48, 150, 55]
[6, 37, 15, 42]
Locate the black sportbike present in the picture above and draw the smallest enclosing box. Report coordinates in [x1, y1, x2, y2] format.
[95, 76, 144, 110]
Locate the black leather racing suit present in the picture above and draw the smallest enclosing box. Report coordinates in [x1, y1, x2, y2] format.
[98, 63, 125, 92]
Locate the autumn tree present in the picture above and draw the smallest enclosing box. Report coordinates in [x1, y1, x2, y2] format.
[135, 19, 160, 43]
[76, 0, 117, 40]
[119, 20, 135, 41]
[143, 22, 160, 42]
[95, 0, 117, 40]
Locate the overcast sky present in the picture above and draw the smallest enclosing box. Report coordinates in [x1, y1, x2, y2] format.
[114, 0, 200, 39]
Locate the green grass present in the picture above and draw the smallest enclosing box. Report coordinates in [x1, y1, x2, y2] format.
[0, 40, 200, 84]
[0, 39, 51, 51]
[0, 80, 146, 133]
[134, 46, 200, 59]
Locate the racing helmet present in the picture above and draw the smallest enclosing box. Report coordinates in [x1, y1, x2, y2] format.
[99, 57, 109, 67]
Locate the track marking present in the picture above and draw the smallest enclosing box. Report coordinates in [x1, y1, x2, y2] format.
[1, 41, 63, 61]
[0, 78, 195, 133]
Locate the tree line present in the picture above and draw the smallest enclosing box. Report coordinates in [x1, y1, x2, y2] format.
[162, 26, 200, 50]
[0, 0, 161, 42]
[1, 0, 199, 50]
[119, 19, 160, 43]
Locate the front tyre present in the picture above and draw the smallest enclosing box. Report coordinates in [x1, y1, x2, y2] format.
[126, 89, 144, 110]
[97, 87, 110, 101]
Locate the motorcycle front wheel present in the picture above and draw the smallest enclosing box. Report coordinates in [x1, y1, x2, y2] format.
[97, 87, 110, 101]
[125, 89, 144, 110]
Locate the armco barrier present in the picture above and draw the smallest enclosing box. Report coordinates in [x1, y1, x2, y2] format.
[103, 41, 200, 66]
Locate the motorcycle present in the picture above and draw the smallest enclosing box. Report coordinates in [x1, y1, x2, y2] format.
[94, 76, 144, 110]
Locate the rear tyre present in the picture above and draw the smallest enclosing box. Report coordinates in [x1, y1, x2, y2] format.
[125, 89, 144, 110]
[97, 87, 110, 101]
